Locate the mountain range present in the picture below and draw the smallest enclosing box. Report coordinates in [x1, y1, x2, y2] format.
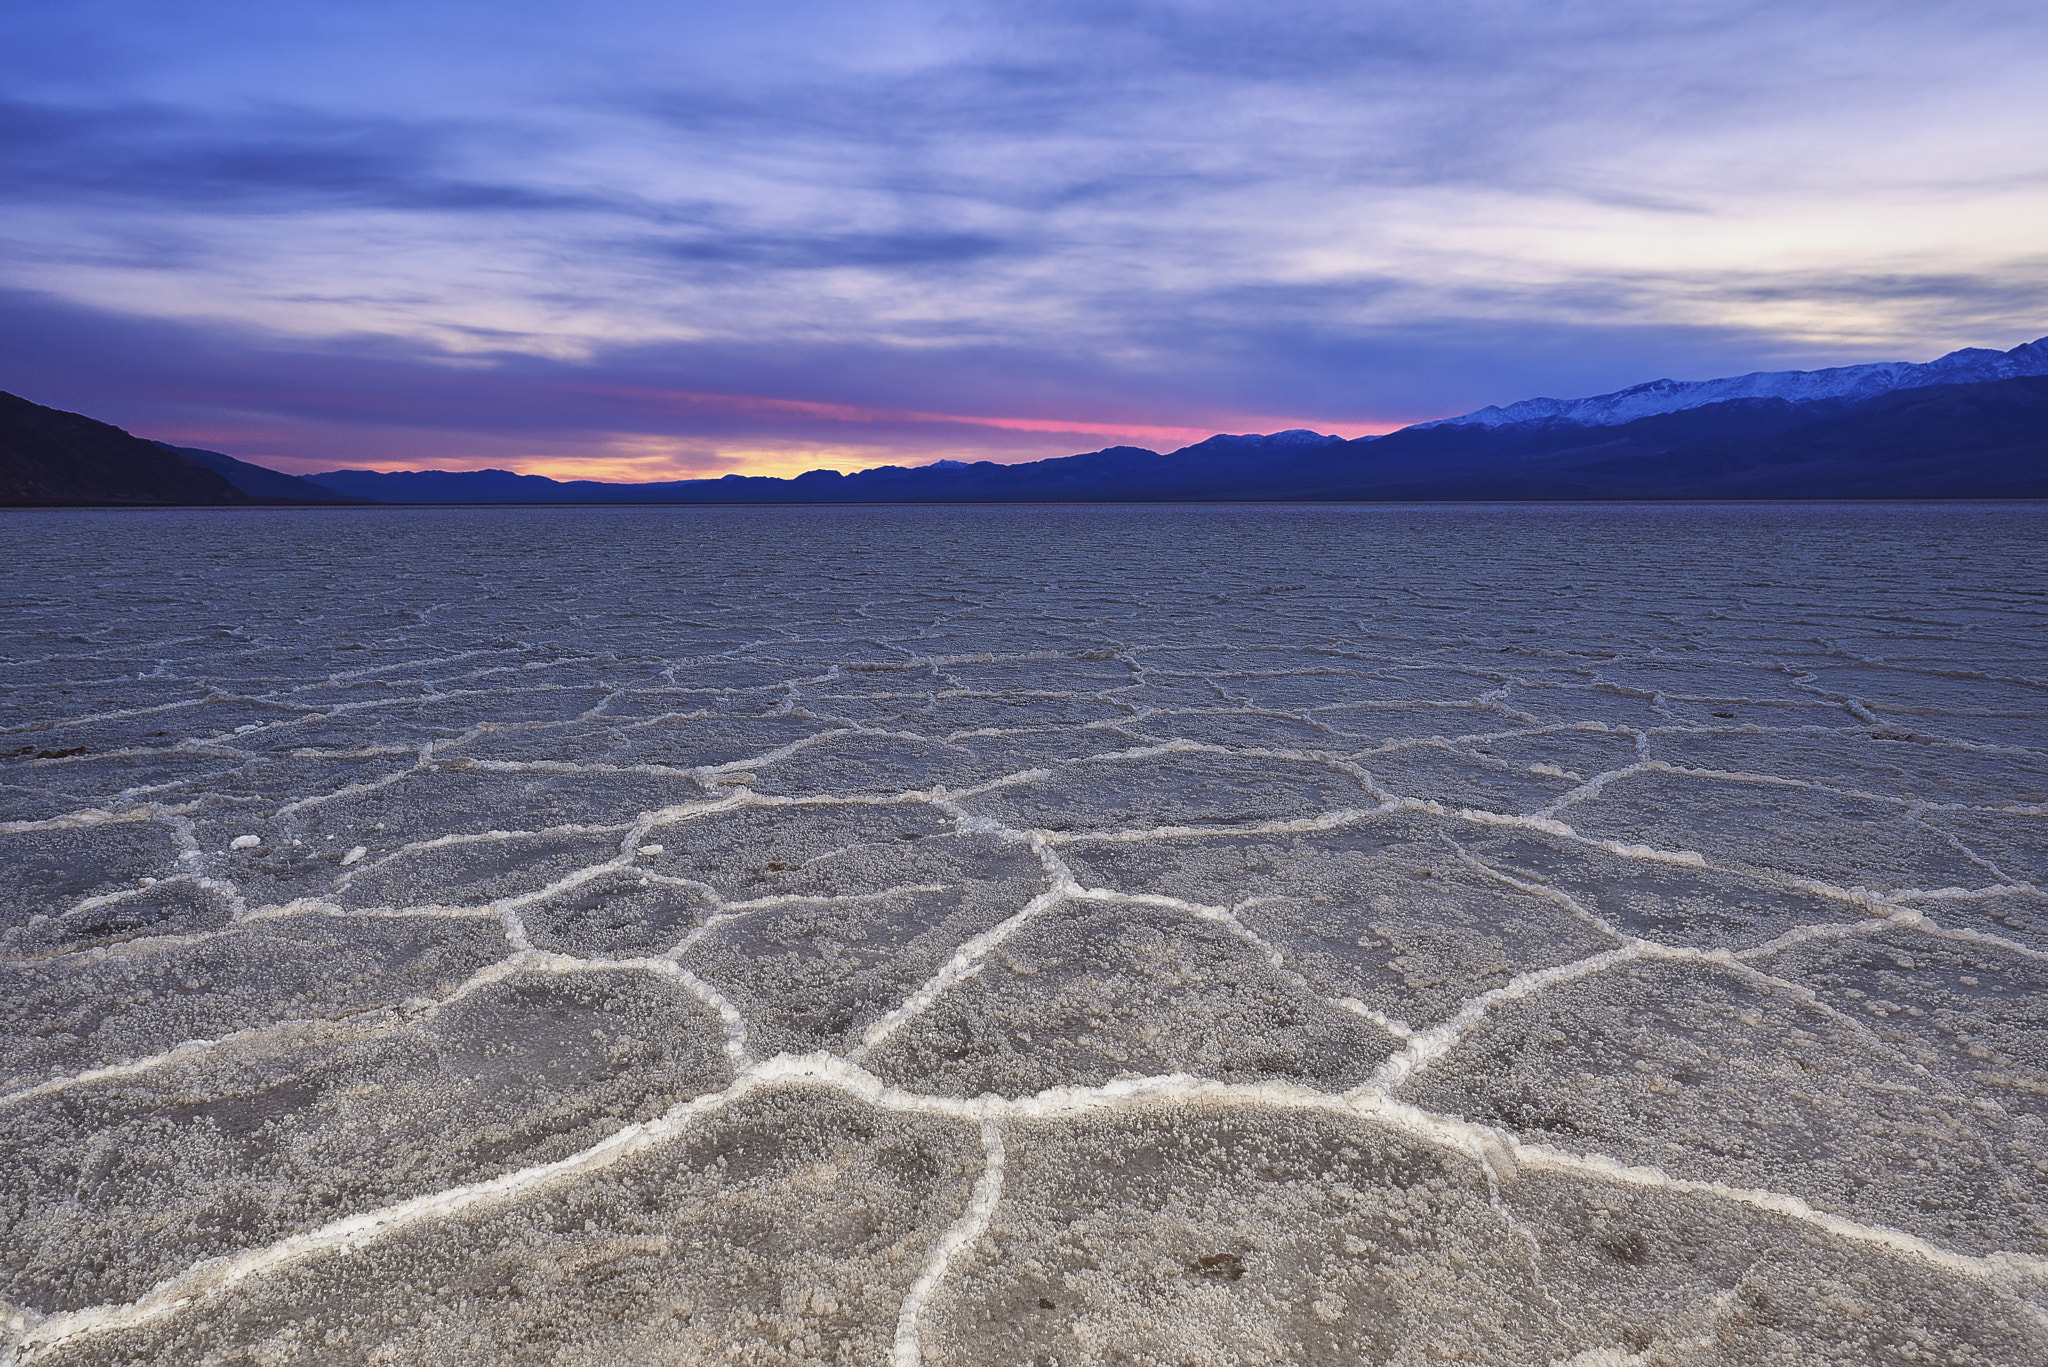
[6, 334, 2045, 505]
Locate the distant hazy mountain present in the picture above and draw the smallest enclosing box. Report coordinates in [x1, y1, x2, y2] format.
[305, 431, 1353, 504]
[308, 366, 2048, 503]
[1418, 334, 2048, 431]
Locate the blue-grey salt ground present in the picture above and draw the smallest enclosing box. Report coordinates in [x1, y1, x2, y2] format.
[2, 502, 2045, 1366]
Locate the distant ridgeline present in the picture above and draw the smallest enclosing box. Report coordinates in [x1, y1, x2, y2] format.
[307, 334, 2048, 502]
[5, 334, 2046, 505]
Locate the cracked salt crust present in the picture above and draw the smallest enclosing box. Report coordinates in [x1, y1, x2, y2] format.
[2, 503, 2046, 1365]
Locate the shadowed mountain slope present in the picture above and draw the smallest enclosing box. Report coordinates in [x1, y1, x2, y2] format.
[0, 392, 374, 507]
[154, 442, 371, 503]
[1, 391, 248, 506]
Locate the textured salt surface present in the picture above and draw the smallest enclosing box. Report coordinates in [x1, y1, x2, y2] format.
[2, 503, 2045, 1365]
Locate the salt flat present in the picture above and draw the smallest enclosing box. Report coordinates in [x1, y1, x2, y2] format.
[2, 503, 2045, 1365]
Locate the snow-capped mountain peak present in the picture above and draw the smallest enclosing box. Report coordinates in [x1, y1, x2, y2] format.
[1417, 334, 2048, 431]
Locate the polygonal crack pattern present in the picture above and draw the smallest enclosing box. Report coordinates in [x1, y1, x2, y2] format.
[3, 504, 2046, 1364]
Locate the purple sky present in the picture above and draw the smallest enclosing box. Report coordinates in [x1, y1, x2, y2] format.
[4, 1, 2045, 479]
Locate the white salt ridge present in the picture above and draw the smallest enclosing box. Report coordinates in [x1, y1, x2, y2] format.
[14, 1054, 2046, 1363]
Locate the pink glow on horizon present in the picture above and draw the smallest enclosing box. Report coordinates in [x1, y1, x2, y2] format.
[575, 381, 1410, 449]
[577, 381, 1227, 444]
[131, 383, 1424, 481]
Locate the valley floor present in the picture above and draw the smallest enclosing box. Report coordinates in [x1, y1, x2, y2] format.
[4, 503, 2045, 1365]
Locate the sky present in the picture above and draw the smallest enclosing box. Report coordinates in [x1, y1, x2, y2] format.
[3, 1, 2045, 480]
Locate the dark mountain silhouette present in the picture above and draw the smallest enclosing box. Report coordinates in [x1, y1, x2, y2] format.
[0, 391, 373, 506]
[2, 391, 248, 506]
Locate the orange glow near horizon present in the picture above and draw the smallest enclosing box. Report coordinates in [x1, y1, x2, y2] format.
[148, 397, 1421, 482]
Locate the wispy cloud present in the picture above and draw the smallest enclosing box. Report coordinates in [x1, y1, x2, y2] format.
[0, 101, 606, 214]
